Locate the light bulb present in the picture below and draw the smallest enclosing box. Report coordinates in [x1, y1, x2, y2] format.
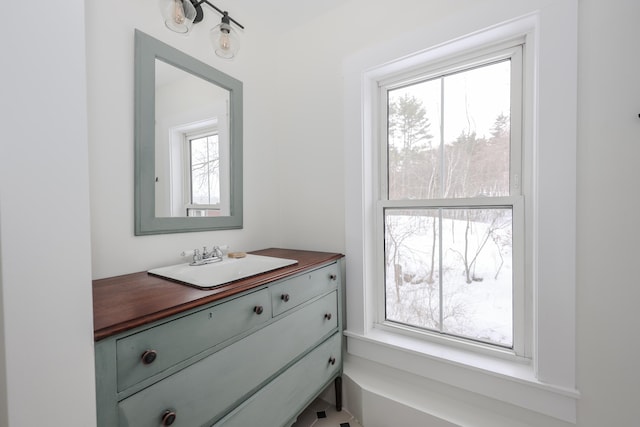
[219, 31, 232, 51]
[161, 0, 196, 34]
[211, 20, 239, 59]
[172, 0, 186, 25]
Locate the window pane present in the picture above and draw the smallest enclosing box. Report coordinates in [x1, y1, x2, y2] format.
[384, 207, 513, 348]
[388, 79, 441, 200]
[442, 61, 511, 198]
[387, 60, 511, 200]
[385, 209, 441, 330]
[440, 208, 512, 347]
[190, 135, 220, 205]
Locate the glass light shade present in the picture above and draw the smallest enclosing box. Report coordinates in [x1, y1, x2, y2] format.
[160, 0, 197, 34]
[210, 22, 240, 59]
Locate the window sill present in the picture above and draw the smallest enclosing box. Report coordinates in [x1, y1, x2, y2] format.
[343, 328, 579, 423]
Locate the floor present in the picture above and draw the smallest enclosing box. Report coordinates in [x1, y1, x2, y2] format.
[291, 398, 363, 427]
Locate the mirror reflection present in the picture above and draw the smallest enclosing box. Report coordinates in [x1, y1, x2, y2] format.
[154, 60, 231, 218]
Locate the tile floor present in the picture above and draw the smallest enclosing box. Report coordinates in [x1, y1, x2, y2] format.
[291, 398, 363, 427]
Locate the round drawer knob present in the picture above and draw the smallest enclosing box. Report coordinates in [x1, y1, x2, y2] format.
[324, 313, 332, 320]
[161, 410, 177, 426]
[328, 356, 336, 366]
[329, 274, 337, 281]
[141, 349, 157, 365]
[254, 305, 264, 315]
[281, 293, 290, 302]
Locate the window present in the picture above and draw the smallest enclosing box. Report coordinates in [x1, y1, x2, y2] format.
[378, 45, 524, 351]
[344, 8, 578, 420]
[160, 112, 231, 219]
[185, 130, 222, 217]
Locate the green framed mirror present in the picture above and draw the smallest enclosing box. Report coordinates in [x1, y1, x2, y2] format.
[134, 30, 243, 235]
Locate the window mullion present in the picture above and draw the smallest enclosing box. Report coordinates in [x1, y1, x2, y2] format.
[440, 76, 446, 199]
[381, 196, 520, 209]
[438, 208, 444, 333]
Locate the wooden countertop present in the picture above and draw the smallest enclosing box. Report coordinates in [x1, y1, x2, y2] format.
[92, 248, 344, 341]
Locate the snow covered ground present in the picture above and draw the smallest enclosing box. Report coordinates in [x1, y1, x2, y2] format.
[385, 211, 513, 347]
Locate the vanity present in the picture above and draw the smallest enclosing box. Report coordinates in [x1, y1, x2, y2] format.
[93, 248, 344, 427]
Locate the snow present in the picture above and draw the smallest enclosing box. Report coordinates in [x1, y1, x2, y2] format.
[385, 210, 513, 347]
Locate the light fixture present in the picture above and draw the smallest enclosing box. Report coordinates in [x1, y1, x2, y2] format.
[159, 0, 244, 59]
[210, 11, 240, 59]
[160, 0, 197, 34]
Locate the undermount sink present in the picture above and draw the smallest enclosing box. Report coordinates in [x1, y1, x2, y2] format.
[148, 254, 298, 289]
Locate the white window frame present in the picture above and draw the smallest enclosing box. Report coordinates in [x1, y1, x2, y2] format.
[343, 8, 578, 423]
[375, 44, 528, 358]
[166, 116, 231, 218]
[183, 127, 221, 215]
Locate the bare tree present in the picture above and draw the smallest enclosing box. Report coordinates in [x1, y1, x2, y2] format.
[385, 213, 423, 303]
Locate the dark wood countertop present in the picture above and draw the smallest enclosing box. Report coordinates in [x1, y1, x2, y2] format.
[92, 248, 344, 341]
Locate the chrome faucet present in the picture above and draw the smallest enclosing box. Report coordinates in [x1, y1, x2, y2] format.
[189, 245, 224, 266]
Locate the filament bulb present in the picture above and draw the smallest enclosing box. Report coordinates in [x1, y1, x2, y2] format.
[219, 31, 231, 51]
[173, 0, 186, 24]
[211, 19, 239, 59]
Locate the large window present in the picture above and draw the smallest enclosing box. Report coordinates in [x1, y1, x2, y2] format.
[345, 9, 578, 419]
[378, 45, 524, 351]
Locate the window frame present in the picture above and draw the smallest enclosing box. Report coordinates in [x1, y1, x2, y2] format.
[374, 43, 528, 358]
[342, 6, 579, 422]
[164, 116, 231, 218]
[183, 127, 222, 215]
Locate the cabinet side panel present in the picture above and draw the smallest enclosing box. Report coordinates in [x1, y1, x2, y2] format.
[95, 339, 118, 427]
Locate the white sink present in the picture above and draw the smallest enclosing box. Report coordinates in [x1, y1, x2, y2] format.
[148, 254, 298, 289]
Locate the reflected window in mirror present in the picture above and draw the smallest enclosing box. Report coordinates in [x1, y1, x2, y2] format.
[187, 130, 224, 217]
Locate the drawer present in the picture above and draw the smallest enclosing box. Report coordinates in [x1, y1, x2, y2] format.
[271, 262, 339, 316]
[215, 332, 342, 427]
[118, 291, 338, 427]
[116, 288, 271, 391]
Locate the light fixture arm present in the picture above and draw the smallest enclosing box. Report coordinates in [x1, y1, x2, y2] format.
[190, 0, 244, 30]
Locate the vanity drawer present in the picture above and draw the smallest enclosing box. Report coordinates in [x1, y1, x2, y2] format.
[117, 291, 338, 427]
[214, 332, 342, 427]
[271, 263, 339, 316]
[116, 288, 271, 391]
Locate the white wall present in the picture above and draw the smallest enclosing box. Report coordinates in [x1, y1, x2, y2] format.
[0, 0, 96, 426]
[576, 0, 640, 425]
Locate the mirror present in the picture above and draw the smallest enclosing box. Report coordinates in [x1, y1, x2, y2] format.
[135, 30, 242, 235]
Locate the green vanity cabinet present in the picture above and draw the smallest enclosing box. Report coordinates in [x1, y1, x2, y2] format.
[216, 333, 342, 427]
[116, 288, 272, 391]
[94, 252, 344, 427]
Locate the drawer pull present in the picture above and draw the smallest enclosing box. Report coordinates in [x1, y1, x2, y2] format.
[324, 313, 332, 320]
[329, 274, 337, 281]
[281, 293, 290, 302]
[254, 305, 264, 315]
[161, 410, 177, 426]
[140, 349, 157, 365]
[329, 356, 336, 366]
